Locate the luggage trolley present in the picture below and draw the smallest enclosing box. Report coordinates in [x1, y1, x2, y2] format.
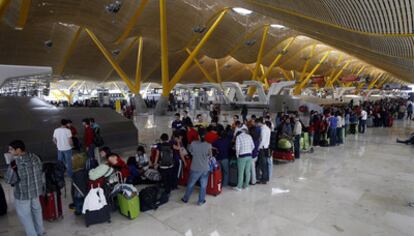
[272, 138, 295, 162]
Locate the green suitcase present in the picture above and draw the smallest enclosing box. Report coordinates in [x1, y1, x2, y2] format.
[302, 132, 310, 150]
[118, 193, 140, 220]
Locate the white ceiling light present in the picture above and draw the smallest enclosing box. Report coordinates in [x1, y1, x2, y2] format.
[270, 24, 285, 29]
[232, 7, 253, 15]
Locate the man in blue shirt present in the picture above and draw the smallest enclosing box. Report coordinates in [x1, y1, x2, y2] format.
[212, 131, 232, 187]
[328, 113, 338, 146]
[172, 113, 184, 131]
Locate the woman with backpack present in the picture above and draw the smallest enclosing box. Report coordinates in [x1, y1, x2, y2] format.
[181, 128, 211, 206]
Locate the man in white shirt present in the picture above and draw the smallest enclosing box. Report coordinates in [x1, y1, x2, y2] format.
[257, 118, 271, 184]
[359, 109, 368, 134]
[336, 112, 344, 144]
[53, 119, 73, 177]
[234, 128, 255, 191]
[293, 115, 302, 159]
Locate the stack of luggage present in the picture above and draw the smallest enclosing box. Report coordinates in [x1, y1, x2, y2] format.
[273, 138, 294, 162]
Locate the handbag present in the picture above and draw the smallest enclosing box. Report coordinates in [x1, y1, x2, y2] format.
[5, 161, 19, 186]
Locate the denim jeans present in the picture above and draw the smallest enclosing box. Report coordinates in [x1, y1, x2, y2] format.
[359, 120, 366, 133]
[86, 144, 95, 160]
[294, 135, 300, 159]
[250, 157, 257, 184]
[329, 127, 337, 146]
[58, 149, 73, 177]
[182, 170, 209, 204]
[267, 157, 273, 179]
[15, 198, 44, 236]
[257, 150, 269, 183]
[237, 157, 252, 189]
[218, 159, 229, 187]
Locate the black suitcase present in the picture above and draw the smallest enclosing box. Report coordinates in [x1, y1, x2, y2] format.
[85, 205, 111, 227]
[228, 160, 238, 187]
[0, 183, 7, 216]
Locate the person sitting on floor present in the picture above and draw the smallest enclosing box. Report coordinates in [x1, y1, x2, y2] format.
[396, 133, 414, 145]
[107, 153, 131, 183]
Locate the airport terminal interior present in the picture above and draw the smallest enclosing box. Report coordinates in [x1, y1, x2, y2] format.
[1, 0, 414, 236]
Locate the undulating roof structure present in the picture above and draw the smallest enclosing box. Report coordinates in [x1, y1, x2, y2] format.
[0, 0, 412, 91]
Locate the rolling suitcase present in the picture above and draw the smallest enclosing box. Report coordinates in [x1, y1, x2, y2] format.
[228, 159, 238, 187]
[0, 183, 7, 216]
[118, 193, 140, 220]
[206, 166, 222, 196]
[39, 191, 63, 221]
[272, 150, 294, 162]
[178, 158, 192, 186]
[85, 205, 111, 227]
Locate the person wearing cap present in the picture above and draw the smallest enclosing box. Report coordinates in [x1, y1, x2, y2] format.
[234, 127, 255, 191]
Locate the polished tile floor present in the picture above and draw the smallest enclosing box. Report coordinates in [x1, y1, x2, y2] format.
[2, 112, 414, 236]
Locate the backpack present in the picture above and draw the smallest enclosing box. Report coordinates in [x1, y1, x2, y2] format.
[139, 186, 169, 212]
[158, 143, 173, 167]
[43, 161, 66, 193]
[93, 128, 104, 147]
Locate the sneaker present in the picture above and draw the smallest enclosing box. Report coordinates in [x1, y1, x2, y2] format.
[408, 202, 414, 207]
[197, 200, 206, 206]
[233, 187, 242, 192]
[243, 186, 249, 190]
[181, 198, 188, 203]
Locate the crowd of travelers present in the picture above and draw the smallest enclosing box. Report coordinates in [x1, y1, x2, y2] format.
[2, 97, 411, 235]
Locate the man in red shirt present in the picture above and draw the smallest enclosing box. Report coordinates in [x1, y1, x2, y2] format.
[205, 126, 219, 144]
[82, 118, 95, 159]
[186, 124, 199, 146]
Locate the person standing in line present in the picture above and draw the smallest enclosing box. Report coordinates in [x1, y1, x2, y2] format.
[249, 123, 261, 185]
[407, 101, 413, 120]
[82, 118, 95, 160]
[182, 110, 193, 128]
[6, 140, 44, 236]
[212, 130, 231, 187]
[234, 127, 255, 191]
[265, 121, 274, 178]
[181, 129, 211, 206]
[336, 112, 344, 145]
[241, 105, 248, 123]
[154, 133, 175, 194]
[359, 109, 368, 134]
[171, 113, 184, 131]
[53, 119, 73, 177]
[256, 118, 270, 184]
[293, 115, 302, 159]
[327, 112, 338, 146]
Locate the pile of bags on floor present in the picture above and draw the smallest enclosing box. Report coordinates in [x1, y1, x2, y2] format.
[36, 153, 171, 227]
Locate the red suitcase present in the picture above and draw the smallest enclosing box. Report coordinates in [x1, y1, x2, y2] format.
[206, 166, 222, 196]
[273, 150, 294, 162]
[39, 192, 63, 221]
[178, 158, 192, 186]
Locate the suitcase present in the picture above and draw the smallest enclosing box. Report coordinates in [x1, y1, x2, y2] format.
[0, 183, 7, 216]
[272, 150, 294, 162]
[228, 160, 238, 187]
[366, 117, 374, 127]
[85, 205, 111, 227]
[117, 193, 140, 219]
[206, 166, 222, 196]
[39, 192, 63, 221]
[278, 139, 292, 149]
[302, 132, 310, 150]
[178, 158, 192, 186]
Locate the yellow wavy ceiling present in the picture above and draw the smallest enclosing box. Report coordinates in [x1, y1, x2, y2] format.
[0, 0, 412, 87]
